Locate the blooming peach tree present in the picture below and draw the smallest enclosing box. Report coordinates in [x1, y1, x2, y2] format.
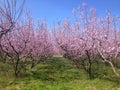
[54, 3, 120, 78]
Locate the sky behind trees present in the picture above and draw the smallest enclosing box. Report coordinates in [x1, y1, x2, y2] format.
[25, 0, 120, 27]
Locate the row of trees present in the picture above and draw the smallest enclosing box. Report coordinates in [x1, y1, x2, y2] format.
[0, 1, 120, 78]
[54, 4, 120, 79]
[0, 0, 54, 77]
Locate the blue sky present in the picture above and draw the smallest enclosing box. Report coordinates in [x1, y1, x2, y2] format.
[25, 0, 120, 27]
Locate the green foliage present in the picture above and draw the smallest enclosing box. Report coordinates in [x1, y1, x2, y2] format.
[0, 56, 120, 90]
[91, 62, 112, 78]
[27, 57, 84, 82]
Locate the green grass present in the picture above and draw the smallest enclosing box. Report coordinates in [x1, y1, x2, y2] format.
[0, 56, 120, 90]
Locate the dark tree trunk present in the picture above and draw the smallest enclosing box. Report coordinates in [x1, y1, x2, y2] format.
[85, 50, 93, 79]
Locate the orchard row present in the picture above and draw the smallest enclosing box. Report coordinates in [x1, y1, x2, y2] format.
[0, 0, 120, 78]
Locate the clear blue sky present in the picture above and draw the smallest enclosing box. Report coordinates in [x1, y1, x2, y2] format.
[25, 0, 120, 27]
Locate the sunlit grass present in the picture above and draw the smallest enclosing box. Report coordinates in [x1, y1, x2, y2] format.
[0, 56, 120, 90]
[4, 79, 119, 90]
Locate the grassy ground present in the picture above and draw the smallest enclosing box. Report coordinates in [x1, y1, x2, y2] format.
[0, 56, 120, 90]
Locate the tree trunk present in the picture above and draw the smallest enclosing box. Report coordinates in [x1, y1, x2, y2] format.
[85, 50, 93, 79]
[14, 58, 20, 77]
[106, 60, 119, 77]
